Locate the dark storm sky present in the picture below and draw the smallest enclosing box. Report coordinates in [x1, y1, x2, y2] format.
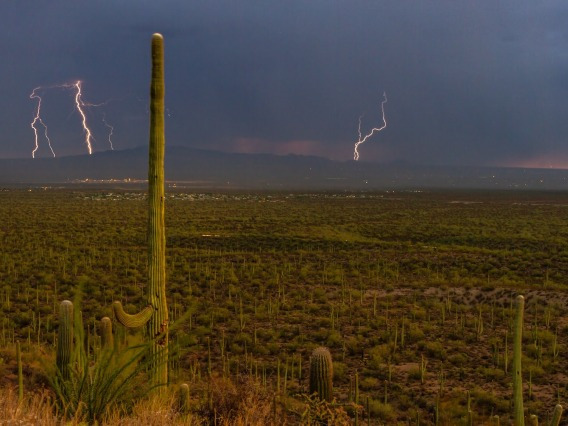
[1, 1, 567, 167]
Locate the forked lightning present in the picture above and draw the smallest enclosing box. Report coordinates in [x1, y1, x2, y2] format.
[353, 92, 388, 161]
[29, 81, 114, 157]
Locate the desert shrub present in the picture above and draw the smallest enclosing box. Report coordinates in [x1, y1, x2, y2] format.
[197, 376, 273, 425]
[360, 376, 380, 391]
[368, 398, 396, 422]
[332, 361, 347, 381]
[419, 340, 446, 360]
[448, 352, 468, 367]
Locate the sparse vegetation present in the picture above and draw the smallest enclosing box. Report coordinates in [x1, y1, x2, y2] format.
[1, 188, 568, 423]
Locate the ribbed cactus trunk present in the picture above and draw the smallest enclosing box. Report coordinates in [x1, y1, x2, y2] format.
[147, 32, 168, 386]
[513, 295, 525, 426]
[57, 300, 74, 380]
[309, 346, 333, 402]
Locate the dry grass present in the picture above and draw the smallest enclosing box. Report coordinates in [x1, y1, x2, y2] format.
[0, 387, 58, 425]
[195, 376, 279, 425]
[0, 377, 283, 425]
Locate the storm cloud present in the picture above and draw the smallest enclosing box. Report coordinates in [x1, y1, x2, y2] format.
[1, 1, 567, 167]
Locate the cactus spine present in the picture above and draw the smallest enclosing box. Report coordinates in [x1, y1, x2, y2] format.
[100, 316, 113, 350]
[112, 33, 168, 386]
[309, 346, 333, 402]
[513, 295, 525, 426]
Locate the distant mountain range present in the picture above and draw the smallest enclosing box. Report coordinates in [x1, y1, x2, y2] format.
[1, 146, 567, 190]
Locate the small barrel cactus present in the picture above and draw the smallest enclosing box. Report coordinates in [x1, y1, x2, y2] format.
[100, 316, 114, 350]
[309, 346, 333, 402]
[178, 383, 190, 414]
[57, 300, 74, 379]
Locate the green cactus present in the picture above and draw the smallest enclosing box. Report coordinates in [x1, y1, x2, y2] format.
[513, 295, 525, 426]
[57, 300, 74, 379]
[16, 341, 23, 404]
[112, 33, 169, 386]
[113, 302, 153, 328]
[178, 383, 190, 415]
[100, 316, 113, 351]
[510, 296, 564, 426]
[309, 346, 333, 402]
[549, 404, 563, 426]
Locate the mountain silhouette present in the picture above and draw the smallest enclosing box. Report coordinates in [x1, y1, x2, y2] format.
[1, 146, 567, 190]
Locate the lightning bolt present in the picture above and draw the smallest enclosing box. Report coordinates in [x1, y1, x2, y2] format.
[73, 81, 94, 155]
[102, 112, 114, 150]
[353, 91, 388, 161]
[29, 81, 115, 157]
[29, 87, 56, 158]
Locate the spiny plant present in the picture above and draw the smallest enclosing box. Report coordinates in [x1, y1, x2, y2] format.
[56, 300, 73, 380]
[513, 295, 524, 425]
[100, 316, 113, 351]
[178, 383, 190, 415]
[16, 341, 23, 404]
[511, 295, 563, 426]
[113, 32, 169, 386]
[309, 346, 333, 402]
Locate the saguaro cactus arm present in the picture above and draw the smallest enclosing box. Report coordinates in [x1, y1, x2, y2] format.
[112, 301, 153, 328]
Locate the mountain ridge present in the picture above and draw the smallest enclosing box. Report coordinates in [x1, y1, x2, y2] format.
[1, 146, 567, 190]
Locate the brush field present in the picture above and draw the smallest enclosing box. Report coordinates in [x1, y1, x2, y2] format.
[1, 188, 568, 424]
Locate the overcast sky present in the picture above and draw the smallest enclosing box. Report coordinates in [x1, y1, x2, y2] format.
[1, 1, 567, 167]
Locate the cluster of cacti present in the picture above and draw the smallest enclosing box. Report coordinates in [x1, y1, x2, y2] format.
[309, 346, 333, 402]
[112, 32, 169, 387]
[511, 295, 563, 426]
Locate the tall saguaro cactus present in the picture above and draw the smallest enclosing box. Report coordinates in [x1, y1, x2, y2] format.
[113, 33, 169, 386]
[513, 295, 524, 426]
[510, 295, 564, 426]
